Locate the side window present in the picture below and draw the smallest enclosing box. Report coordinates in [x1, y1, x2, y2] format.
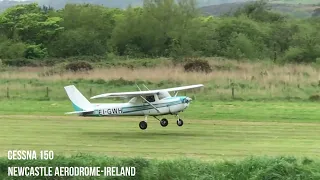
[146, 95, 155, 102]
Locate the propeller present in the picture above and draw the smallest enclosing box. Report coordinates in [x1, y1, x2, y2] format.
[184, 97, 192, 104]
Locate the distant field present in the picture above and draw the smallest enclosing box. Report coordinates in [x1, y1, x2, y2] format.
[270, 0, 320, 4]
[0, 58, 319, 101]
[201, 0, 319, 18]
[1, 100, 319, 160]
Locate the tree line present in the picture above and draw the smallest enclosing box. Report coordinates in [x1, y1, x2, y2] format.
[0, 0, 319, 65]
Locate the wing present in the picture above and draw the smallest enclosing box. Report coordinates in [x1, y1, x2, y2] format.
[160, 84, 204, 92]
[90, 90, 159, 99]
[90, 84, 204, 99]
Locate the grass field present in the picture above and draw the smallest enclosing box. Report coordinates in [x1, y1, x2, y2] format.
[1, 100, 320, 161]
[0, 59, 320, 179]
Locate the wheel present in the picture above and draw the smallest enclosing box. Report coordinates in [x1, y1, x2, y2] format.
[139, 121, 147, 130]
[160, 118, 168, 127]
[177, 119, 183, 126]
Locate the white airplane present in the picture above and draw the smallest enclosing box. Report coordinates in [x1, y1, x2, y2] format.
[64, 84, 204, 130]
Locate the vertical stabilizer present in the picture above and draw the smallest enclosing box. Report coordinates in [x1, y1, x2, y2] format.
[64, 85, 93, 111]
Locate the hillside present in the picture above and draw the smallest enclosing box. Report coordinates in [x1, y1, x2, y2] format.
[1, 0, 319, 17]
[200, 1, 320, 18]
[0, 0, 249, 10]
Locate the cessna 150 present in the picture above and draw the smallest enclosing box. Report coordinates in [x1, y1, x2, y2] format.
[64, 84, 204, 130]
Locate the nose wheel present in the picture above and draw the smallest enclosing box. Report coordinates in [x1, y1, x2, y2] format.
[177, 118, 183, 126]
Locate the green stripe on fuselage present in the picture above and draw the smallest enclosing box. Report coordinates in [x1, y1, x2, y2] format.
[121, 99, 183, 114]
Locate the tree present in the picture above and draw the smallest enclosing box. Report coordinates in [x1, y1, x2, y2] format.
[234, 0, 285, 23]
[111, 0, 199, 57]
[312, 8, 320, 17]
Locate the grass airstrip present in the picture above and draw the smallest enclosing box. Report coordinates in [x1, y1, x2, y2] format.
[0, 61, 320, 179]
[1, 100, 319, 161]
[0, 59, 320, 161]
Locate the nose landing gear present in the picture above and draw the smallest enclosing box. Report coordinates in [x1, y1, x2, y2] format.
[177, 118, 183, 126]
[176, 114, 183, 127]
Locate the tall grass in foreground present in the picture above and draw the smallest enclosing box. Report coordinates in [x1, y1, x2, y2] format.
[0, 59, 319, 101]
[0, 155, 319, 180]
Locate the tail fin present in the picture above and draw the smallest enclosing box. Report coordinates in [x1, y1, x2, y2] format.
[64, 85, 93, 112]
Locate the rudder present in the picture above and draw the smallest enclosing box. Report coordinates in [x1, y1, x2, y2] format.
[64, 85, 93, 111]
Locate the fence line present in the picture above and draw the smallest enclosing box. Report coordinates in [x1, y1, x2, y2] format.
[2, 85, 235, 100]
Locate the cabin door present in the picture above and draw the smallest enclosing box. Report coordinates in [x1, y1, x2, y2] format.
[142, 95, 169, 114]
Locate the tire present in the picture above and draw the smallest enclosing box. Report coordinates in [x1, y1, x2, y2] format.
[177, 119, 183, 126]
[139, 121, 147, 130]
[160, 118, 168, 127]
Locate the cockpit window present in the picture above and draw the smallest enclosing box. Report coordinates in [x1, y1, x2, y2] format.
[158, 91, 171, 100]
[146, 95, 155, 102]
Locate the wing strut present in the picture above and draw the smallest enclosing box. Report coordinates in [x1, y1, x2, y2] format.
[140, 96, 161, 113]
[135, 84, 142, 91]
[143, 84, 150, 90]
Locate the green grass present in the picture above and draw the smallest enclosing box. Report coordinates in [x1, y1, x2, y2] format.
[1, 100, 320, 160]
[0, 62, 320, 178]
[1, 155, 320, 180]
[1, 100, 320, 122]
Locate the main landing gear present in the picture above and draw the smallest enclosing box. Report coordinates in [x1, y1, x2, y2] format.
[139, 115, 148, 130]
[138, 115, 184, 130]
[154, 116, 168, 127]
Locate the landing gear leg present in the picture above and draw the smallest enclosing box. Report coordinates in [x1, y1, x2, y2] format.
[139, 115, 148, 130]
[176, 114, 184, 127]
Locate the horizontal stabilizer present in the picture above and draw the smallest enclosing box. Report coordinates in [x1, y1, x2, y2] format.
[65, 110, 94, 115]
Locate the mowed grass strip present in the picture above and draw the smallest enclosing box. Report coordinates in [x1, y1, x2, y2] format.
[1, 100, 320, 122]
[1, 116, 320, 160]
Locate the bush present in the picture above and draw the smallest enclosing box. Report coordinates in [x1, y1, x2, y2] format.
[24, 44, 48, 59]
[184, 58, 212, 73]
[0, 40, 27, 59]
[224, 32, 258, 59]
[284, 47, 309, 63]
[309, 94, 320, 101]
[65, 61, 93, 72]
[2, 58, 37, 67]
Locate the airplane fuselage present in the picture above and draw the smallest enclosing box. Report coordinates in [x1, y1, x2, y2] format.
[78, 96, 190, 117]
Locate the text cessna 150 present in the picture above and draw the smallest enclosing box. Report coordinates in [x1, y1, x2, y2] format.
[64, 84, 204, 130]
